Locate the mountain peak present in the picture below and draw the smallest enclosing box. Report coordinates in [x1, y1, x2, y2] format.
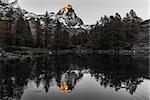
[56, 4, 83, 28]
[58, 4, 73, 15]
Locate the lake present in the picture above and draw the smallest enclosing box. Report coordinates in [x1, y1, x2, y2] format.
[0, 54, 149, 100]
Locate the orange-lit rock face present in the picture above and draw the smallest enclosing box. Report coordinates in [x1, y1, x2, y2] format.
[60, 83, 72, 94]
[59, 4, 73, 15]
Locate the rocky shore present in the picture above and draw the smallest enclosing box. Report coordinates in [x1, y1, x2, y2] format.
[0, 46, 149, 61]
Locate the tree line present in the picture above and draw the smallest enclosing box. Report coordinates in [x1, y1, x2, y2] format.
[74, 9, 142, 50]
[0, 10, 142, 50]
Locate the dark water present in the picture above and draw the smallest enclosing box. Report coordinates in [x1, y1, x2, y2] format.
[0, 54, 149, 100]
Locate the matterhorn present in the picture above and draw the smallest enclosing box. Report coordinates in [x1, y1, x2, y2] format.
[56, 4, 83, 28]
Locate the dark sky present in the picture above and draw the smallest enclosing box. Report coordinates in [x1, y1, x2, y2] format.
[18, 0, 149, 24]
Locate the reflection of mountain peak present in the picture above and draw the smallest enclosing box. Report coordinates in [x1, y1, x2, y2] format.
[60, 83, 72, 94]
[59, 70, 82, 94]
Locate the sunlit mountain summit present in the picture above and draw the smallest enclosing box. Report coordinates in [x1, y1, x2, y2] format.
[25, 4, 84, 28]
[56, 4, 84, 27]
[58, 4, 73, 15]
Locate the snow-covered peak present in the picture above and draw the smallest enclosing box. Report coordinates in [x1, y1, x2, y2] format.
[56, 4, 84, 28]
[0, 0, 18, 7]
[0, 1, 23, 20]
[0, 2, 92, 33]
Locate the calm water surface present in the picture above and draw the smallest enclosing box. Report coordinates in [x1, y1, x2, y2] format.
[0, 55, 149, 100]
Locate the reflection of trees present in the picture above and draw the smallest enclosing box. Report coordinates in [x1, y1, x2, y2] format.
[0, 59, 32, 100]
[0, 54, 149, 99]
[29, 56, 84, 94]
[90, 55, 146, 95]
[91, 72, 144, 94]
[124, 77, 143, 94]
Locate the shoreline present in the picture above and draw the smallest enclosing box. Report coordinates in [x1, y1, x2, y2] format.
[0, 47, 149, 61]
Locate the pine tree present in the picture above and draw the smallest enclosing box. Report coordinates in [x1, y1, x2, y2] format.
[36, 18, 43, 47]
[44, 11, 49, 48]
[123, 10, 142, 49]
